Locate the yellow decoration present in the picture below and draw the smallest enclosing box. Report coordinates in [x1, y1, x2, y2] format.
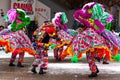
[88, 9, 93, 13]
[55, 41, 70, 49]
[64, 44, 112, 60]
[44, 43, 49, 47]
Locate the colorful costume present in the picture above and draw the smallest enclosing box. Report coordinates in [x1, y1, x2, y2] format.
[52, 12, 78, 60]
[0, 9, 35, 67]
[53, 2, 120, 77]
[31, 22, 56, 74]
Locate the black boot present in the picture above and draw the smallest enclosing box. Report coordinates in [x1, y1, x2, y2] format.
[9, 62, 15, 66]
[103, 61, 109, 64]
[31, 65, 37, 73]
[39, 68, 46, 74]
[17, 62, 24, 67]
[95, 57, 101, 62]
[96, 67, 99, 73]
[88, 72, 97, 77]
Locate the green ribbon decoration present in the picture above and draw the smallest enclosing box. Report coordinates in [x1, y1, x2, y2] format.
[3, 14, 9, 21]
[92, 4, 103, 20]
[92, 4, 110, 26]
[24, 16, 31, 25]
[94, 25, 100, 30]
[61, 12, 68, 24]
[16, 9, 26, 21]
[100, 12, 109, 25]
[88, 9, 93, 13]
[105, 22, 112, 31]
[10, 9, 31, 32]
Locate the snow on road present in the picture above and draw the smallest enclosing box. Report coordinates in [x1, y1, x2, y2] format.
[0, 50, 54, 58]
[1, 50, 120, 75]
[48, 62, 120, 74]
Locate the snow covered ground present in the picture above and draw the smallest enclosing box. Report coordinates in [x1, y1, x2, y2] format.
[47, 62, 120, 74]
[1, 50, 120, 75]
[0, 50, 54, 58]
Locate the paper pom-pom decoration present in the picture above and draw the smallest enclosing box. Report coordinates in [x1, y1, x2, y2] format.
[112, 54, 120, 61]
[6, 9, 31, 32]
[45, 27, 55, 34]
[71, 55, 78, 63]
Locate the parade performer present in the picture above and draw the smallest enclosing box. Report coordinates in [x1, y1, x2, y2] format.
[31, 21, 56, 74]
[58, 2, 120, 77]
[0, 9, 35, 67]
[52, 12, 78, 60]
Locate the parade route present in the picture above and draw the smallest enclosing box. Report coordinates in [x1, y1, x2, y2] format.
[0, 51, 120, 80]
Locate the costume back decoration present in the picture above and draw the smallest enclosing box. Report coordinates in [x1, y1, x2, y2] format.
[74, 2, 113, 34]
[52, 12, 79, 60]
[5, 9, 31, 32]
[52, 12, 78, 36]
[52, 12, 68, 32]
[73, 2, 120, 61]
[59, 2, 120, 77]
[0, 9, 34, 56]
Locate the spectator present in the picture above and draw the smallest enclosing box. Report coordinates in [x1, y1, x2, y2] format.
[0, 25, 4, 31]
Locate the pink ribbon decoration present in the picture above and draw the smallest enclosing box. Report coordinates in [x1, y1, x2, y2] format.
[7, 9, 17, 23]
